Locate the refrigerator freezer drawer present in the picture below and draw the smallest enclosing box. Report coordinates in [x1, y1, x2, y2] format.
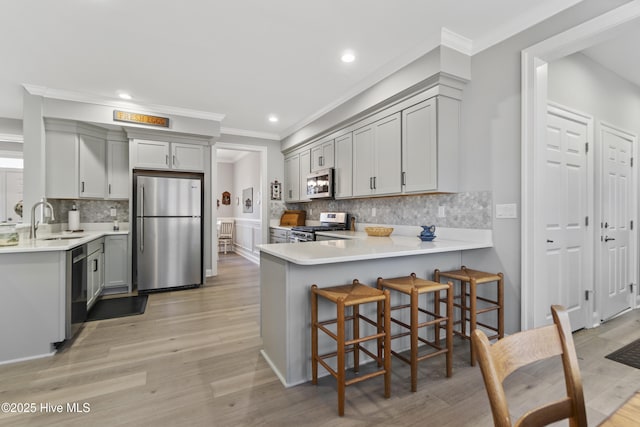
[136, 217, 202, 291]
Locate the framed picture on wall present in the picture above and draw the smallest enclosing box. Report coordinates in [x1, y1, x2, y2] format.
[243, 187, 253, 213]
[271, 180, 281, 200]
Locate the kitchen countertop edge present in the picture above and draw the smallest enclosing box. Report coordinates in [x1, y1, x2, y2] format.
[258, 229, 493, 265]
[0, 230, 129, 254]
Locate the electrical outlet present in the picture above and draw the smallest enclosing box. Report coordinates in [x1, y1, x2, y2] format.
[110, 208, 117, 217]
[371, 207, 376, 217]
[438, 206, 446, 218]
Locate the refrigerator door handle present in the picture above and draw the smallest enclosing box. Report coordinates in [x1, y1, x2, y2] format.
[140, 186, 144, 253]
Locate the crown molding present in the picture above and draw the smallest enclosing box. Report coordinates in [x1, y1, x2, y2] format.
[220, 127, 280, 141]
[22, 84, 226, 122]
[441, 28, 473, 56]
[0, 133, 24, 143]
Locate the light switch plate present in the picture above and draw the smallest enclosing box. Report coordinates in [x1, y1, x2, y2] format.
[495, 203, 517, 219]
[110, 208, 117, 217]
[437, 206, 446, 218]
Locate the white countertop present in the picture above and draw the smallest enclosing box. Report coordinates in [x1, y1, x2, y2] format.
[258, 227, 492, 265]
[0, 229, 129, 254]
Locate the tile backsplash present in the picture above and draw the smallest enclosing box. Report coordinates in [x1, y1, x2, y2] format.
[285, 191, 492, 229]
[47, 199, 129, 224]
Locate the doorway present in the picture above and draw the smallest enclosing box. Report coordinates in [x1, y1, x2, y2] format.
[211, 143, 268, 277]
[522, 3, 640, 330]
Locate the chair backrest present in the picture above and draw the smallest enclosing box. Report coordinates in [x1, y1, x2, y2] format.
[219, 220, 234, 239]
[471, 305, 587, 427]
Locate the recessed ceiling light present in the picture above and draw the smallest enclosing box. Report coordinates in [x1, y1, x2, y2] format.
[341, 50, 356, 63]
[118, 92, 132, 100]
[268, 115, 279, 123]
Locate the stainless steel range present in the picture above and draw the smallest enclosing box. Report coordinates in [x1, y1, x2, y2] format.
[289, 212, 347, 242]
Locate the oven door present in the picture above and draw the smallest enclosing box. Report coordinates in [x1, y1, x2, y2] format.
[290, 231, 313, 242]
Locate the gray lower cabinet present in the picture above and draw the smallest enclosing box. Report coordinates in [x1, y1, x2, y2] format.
[87, 238, 105, 309]
[104, 235, 129, 294]
[270, 227, 290, 243]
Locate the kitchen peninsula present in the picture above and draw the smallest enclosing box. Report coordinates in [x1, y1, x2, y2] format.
[0, 228, 128, 364]
[258, 227, 492, 387]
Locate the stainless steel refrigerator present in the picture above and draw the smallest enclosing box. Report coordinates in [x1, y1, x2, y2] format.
[135, 173, 203, 291]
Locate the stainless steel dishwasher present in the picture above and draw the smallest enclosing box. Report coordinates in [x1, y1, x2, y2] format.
[66, 244, 87, 339]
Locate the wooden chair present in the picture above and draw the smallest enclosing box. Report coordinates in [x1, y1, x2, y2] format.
[218, 220, 234, 254]
[471, 305, 587, 427]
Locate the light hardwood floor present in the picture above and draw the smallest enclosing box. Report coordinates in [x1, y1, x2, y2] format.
[1, 253, 640, 426]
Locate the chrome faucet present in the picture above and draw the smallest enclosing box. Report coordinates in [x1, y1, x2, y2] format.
[30, 198, 55, 239]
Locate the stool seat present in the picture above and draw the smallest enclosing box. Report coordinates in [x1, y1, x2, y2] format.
[314, 282, 388, 306]
[378, 275, 449, 294]
[436, 267, 501, 284]
[377, 273, 453, 392]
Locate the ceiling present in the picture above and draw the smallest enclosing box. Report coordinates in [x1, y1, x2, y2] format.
[0, 0, 609, 141]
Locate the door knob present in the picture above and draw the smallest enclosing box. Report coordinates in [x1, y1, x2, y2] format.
[604, 236, 616, 242]
[546, 239, 554, 243]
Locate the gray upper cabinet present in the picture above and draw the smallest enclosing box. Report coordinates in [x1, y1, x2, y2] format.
[402, 96, 460, 194]
[107, 139, 129, 199]
[171, 143, 204, 171]
[284, 153, 300, 202]
[132, 140, 170, 170]
[79, 134, 106, 199]
[353, 112, 401, 197]
[310, 139, 334, 172]
[402, 98, 437, 193]
[283, 84, 462, 200]
[131, 140, 204, 172]
[334, 133, 353, 199]
[45, 120, 109, 199]
[299, 150, 311, 202]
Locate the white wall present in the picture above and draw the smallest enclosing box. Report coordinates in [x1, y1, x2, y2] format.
[0, 118, 22, 137]
[233, 152, 261, 220]
[548, 53, 640, 137]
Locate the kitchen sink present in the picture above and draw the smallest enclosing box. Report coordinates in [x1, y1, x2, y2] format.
[41, 235, 85, 240]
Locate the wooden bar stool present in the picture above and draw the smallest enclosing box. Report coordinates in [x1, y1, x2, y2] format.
[376, 273, 453, 392]
[311, 279, 391, 416]
[434, 266, 504, 366]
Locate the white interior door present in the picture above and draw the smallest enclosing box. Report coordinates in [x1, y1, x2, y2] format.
[599, 123, 635, 320]
[539, 104, 592, 330]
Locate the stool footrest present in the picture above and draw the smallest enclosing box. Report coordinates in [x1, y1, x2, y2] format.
[345, 369, 388, 386]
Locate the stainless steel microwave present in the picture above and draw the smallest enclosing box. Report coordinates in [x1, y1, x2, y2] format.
[306, 168, 334, 199]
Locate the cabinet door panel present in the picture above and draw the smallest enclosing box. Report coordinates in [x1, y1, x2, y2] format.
[402, 99, 437, 193]
[79, 135, 106, 198]
[172, 143, 204, 171]
[334, 133, 353, 198]
[133, 140, 170, 169]
[373, 113, 401, 195]
[299, 150, 311, 201]
[284, 154, 299, 202]
[353, 125, 375, 196]
[107, 140, 129, 199]
[46, 131, 79, 199]
[105, 235, 128, 288]
[311, 140, 334, 172]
